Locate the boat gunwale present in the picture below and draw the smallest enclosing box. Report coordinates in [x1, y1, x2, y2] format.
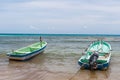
[7, 41, 47, 57]
[88, 40, 111, 53]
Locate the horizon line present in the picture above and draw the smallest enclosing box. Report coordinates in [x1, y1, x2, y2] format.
[0, 33, 120, 36]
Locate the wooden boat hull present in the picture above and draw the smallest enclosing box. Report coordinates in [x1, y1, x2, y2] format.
[7, 41, 47, 60]
[78, 40, 112, 70]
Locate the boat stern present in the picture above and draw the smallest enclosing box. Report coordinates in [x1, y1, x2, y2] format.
[78, 59, 110, 70]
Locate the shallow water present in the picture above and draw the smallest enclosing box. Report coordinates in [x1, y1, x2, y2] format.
[0, 36, 120, 80]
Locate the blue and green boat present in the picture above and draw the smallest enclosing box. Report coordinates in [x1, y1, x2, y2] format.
[78, 40, 112, 70]
[7, 41, 47, 60]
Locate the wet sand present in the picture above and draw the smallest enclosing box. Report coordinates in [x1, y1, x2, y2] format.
[0, 51, 120, 80]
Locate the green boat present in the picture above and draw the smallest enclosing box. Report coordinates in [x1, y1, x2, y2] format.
[7, 41, 47, 60]
[78, 40, 112, 70]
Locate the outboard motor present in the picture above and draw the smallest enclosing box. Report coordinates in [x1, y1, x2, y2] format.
[89, 52, 99, 70]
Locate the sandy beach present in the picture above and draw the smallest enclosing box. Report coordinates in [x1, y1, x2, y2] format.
[0, 52, 120, 80]
[0, 36, 120, 80]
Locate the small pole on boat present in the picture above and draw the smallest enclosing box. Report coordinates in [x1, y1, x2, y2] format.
[40, 36, 42, 42]
[12, 49, 14, 53]
[40, 36, 42, 47]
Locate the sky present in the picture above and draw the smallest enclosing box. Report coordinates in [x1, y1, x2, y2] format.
[0, 0, 120, 34]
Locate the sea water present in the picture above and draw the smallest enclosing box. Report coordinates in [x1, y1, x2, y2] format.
[0, 34, 120, 53]
[0, 34, 120, 80]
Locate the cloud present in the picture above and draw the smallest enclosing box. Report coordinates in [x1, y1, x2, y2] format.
[1, 0, 120, 34]
[29, 25, 39, 30]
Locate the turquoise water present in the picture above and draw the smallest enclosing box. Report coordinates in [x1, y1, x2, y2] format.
[0, 34, 120, 54]
[0, 33, 120, 36]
